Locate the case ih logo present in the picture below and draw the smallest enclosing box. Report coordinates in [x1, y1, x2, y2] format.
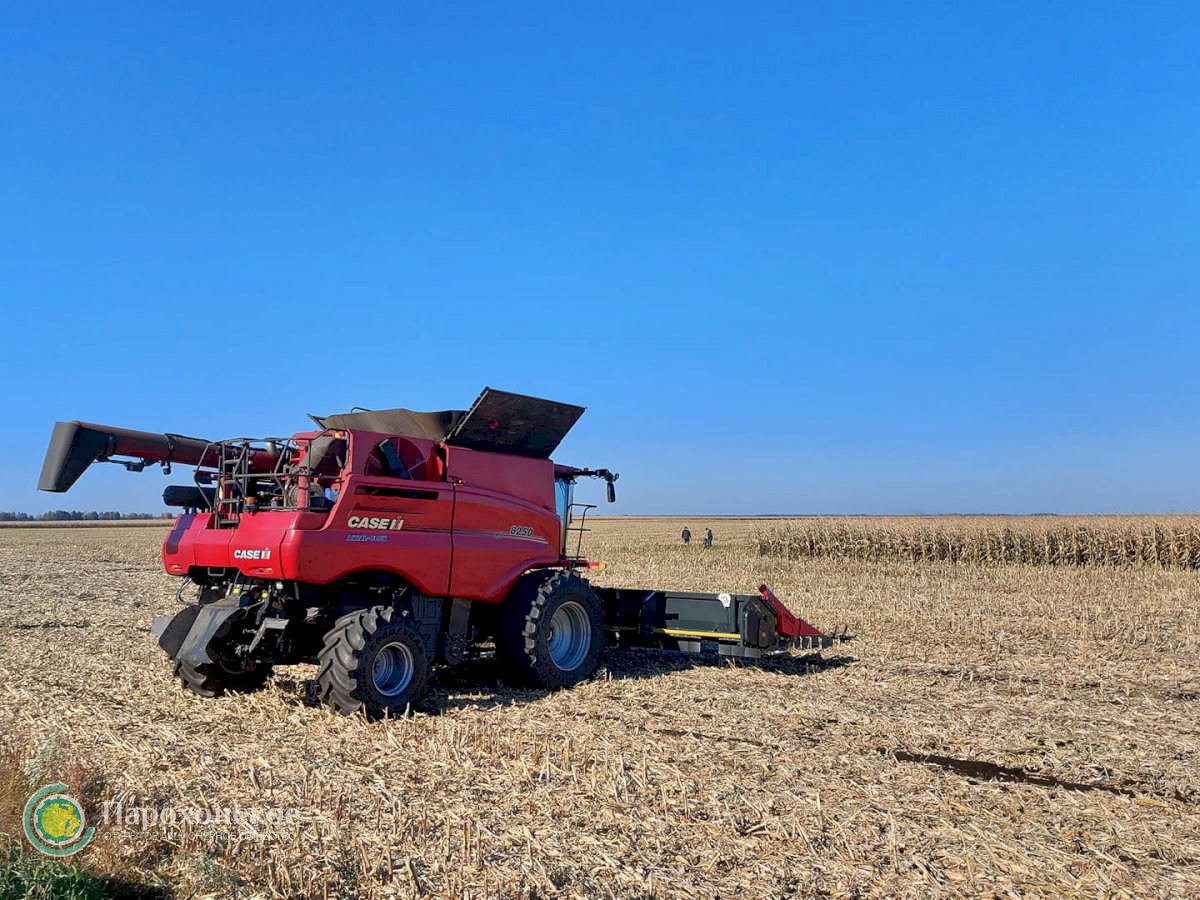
[347, 515, 405, 531]
[233, 548, 271, 560]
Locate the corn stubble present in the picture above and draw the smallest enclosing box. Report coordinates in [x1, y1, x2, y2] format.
[0, 518, 1196, 898]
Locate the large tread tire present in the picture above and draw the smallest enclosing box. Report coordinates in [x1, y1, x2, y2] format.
[175, 660, 273, 698]
[316, 606, 430, 718]
[501, 571, 604, 690]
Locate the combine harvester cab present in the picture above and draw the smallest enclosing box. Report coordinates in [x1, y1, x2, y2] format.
[38, 388, 831, 718]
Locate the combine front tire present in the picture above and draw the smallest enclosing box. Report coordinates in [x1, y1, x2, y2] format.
[174, 661, 273, 698]
[503, 571, 604, 689]
[316, 606, 430, 718]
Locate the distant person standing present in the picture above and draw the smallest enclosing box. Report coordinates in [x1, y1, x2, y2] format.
[703, 528, 714, 549]
[681, 527, 691, 545]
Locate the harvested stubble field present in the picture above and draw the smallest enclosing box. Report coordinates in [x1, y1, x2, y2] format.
[0, 517, 1198, 898]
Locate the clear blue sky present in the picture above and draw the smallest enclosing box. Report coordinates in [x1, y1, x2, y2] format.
[2, 2, 1198, 515]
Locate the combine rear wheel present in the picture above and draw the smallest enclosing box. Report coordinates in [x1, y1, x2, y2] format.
[174, 660, 273, 698]
[502, 571, 604, 689]
[316, 606, 430, 718]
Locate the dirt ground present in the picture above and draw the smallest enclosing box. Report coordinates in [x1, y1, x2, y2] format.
[0, 519, 1197, 898]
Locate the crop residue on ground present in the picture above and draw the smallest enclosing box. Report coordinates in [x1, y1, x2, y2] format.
[0, 518, 1197, 897]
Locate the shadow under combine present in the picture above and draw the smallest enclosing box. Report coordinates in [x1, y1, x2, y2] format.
[427, 647, 856, 715]
[273, 648, 856, 716]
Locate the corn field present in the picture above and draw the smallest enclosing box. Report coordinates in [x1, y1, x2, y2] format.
[756, 516, 1200, 568]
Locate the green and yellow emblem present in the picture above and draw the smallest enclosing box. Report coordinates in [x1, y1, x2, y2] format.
[23, 784, 95, 857]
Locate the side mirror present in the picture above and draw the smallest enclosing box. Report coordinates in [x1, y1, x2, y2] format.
[607, 480, 617, 503]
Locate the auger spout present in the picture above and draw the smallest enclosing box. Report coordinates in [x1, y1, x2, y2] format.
[37, 421, 275, 493]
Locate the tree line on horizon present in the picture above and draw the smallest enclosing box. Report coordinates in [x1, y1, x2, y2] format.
[0, 510, 173, 521]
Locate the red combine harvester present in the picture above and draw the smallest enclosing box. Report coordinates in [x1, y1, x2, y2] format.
[39, 388, 824, 717]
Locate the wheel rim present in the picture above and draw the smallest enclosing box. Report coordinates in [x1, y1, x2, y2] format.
[371, 641, 415, 696]
[546, 600, 592, 671]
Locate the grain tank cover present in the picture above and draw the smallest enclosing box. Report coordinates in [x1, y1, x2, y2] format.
[314, 408, 465, 441]
[314, 388, 584, 458]
[445, 388, 585, 458]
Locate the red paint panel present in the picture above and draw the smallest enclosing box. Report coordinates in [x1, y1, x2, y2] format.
[161, 513, 233, 574]
[280, 475, 454, 594]
[449, 484, 560, 601]
[444, 447, 555, 511]
[226, 511, 287, 578]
